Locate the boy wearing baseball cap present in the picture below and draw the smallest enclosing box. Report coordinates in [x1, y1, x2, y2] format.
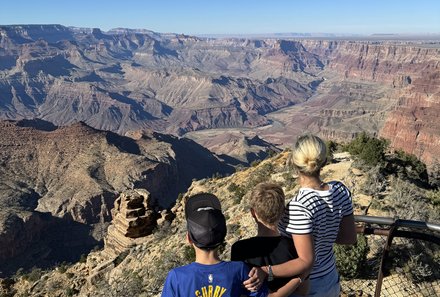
[161, 193, 300, 297]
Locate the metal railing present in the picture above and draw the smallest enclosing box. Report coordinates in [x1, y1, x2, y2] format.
[340, 215, 440, 297]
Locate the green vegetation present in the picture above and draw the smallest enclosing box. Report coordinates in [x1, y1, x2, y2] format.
[145, 250, 189, 295]
[386, 150, 428, 183]
[22, 267, 43, 282]
[345, 132, 388, 167]
[334, 235, 369, 279]
[78, 254, 87, 263]
[282, 172, 296, 191]
[361, 165, 386, 197]
[182, 245, 196, 262]
[56, 262, 68, 274]
[325, 140, 338, 163]
[426, 189, 440, 206]
[114, 250, 129, 266]
[227, 183, 246, 203]
[65, 288, 78, 297]
[390, 240, 440, 283]
[228, 162, 275, 204]
[428, 161, 440, 188]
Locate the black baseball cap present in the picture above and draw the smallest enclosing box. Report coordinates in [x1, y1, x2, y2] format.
[185, 193, 227, 249]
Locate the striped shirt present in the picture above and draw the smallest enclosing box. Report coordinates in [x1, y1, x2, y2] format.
[278, 181, 353, 279]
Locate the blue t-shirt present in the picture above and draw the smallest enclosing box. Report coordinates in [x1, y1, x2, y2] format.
[161, 261, 268, 297]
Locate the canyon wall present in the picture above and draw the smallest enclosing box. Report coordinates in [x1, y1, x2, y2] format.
[0, 119, 233, 275]
[300, 40, 440, 163]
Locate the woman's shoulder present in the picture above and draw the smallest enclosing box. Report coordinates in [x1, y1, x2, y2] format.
[328, 180, 350, 191]
[290, 188, 320, 205]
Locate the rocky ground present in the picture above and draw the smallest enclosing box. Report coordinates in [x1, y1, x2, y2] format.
[2, 151, 438, 296]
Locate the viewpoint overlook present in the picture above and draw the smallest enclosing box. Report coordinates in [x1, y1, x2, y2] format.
[0, 24, 439, 296]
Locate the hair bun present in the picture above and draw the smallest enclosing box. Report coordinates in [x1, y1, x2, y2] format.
[291, 134, 327, 175]
[307, 160, 318, 172]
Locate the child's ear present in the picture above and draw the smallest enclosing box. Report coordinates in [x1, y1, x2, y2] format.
[186, 232, 192, 244]
[250, 208, 257, 219]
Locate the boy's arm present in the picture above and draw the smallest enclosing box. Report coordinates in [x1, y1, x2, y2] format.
[335, 214, 357, 244]
[244, 233, 314, 291]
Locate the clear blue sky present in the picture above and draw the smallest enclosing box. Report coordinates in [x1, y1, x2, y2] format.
[1, 0, 439, 35]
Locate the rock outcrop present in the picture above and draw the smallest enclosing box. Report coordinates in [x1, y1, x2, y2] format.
[186, 131, 281, 164]
[0, 119, 233, 276]
[104, 189, 159, 255]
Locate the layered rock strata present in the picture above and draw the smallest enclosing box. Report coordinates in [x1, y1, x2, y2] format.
[104, 189, 158, 255]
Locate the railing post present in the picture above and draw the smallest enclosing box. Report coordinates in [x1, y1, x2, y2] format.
[375, 221, 397, 297]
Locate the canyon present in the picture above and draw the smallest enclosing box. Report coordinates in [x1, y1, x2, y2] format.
[0, 119, 233, 275]
[1, 25, 439, 165]
[0, 24, 439, 278]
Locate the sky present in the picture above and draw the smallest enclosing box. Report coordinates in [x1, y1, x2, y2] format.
[1, 0, 439, 35]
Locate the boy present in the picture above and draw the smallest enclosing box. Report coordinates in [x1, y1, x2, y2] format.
[161, 192, 267, 297]
[231, 183, 308, 296]
[162, 192, 300, 297]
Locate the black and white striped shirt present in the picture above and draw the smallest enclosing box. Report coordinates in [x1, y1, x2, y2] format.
[278, 181, 353, 279]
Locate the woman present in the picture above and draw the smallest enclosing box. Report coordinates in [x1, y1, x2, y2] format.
[245, 134, 356, 296]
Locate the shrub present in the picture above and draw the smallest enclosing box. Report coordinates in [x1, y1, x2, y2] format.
[361, 165, 387, 197]
[251, 160, 261, 167]
[65, 288, 78, 297]
[325, 140, 338, 163]
[153, 223, 172, 240]
[426, 189, 440, 206]
[345, 132, 388, 167]
[114, 250, 129, 266]
[334, 234, 369, 279]
[227, 183, 246, 204]
[427, 161, 440, 188]
[387, 178, 429, 221]
[392, 150, 428, 182]
[145, 250, 188, 295]
[79, 254, 87, 263]
[57, 262, 68, 274]
[22, 267, 43, 282]
[282, 172, 296, 191]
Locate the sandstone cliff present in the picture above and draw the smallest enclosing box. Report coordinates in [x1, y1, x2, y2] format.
[2, 25, 439, 164]
[0, 119, 233, 276]
[297, 40, 440, 163]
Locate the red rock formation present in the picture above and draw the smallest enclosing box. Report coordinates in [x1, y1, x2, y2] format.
[300, 40, 440, 164]
[380, 73, 440, 164]
[104, 189, 159, 255]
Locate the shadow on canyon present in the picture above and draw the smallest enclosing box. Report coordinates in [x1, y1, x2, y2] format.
[0, 213, 101, 278]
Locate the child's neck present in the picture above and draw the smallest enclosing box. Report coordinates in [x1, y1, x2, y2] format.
[194, 247, 222, 265]
[256, 221, 280, 237]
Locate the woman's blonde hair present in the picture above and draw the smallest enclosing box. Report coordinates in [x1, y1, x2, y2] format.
[289, 134, 327, 175]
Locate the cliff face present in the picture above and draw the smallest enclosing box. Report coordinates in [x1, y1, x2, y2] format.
[0, 120, 233, 276]
[297, 40, 440, 164]
[379, 72, 440, 164]
[301, 40, 439, 83]
[0, 25, 318, 136]
[1, 25, 439, 164]
[104, 189, 160, 255]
